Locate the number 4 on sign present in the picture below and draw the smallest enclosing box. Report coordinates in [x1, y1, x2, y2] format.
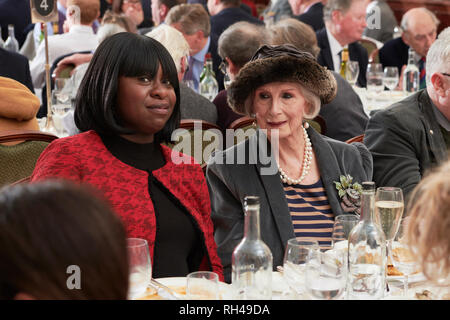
[40, 0, 48, 10]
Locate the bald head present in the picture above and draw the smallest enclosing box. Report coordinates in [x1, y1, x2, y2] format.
[401, 7, 440, 57]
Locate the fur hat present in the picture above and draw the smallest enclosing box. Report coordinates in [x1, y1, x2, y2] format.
[0, 77, 40, 132]
[227, 44, 337, 115]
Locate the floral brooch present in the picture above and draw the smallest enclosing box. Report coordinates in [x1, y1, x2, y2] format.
[334, 174, 363, 216]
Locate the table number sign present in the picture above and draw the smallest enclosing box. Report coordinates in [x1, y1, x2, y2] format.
[30, 0, 58, 23]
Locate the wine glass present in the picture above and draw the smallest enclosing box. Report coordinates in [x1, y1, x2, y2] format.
[374, 187, 404, 264]
[366, 63, 384, 103]
[383, 67, 399, 97]
[127, 238, 152, 299]
[390, 218, 418, 297]
[332, 215, 359, 248]
[345, 61, 360, 88]
[186, 271, 220, 300]
[282, 238, 319, 297]
[305, 249, 347, 300]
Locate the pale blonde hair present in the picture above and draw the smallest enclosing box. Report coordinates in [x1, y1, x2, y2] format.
[406, 158, 450, 284]
[145, 24, 190, 74]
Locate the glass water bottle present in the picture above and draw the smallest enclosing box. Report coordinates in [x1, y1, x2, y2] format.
[402, 48, 419, 94]
[347, 182, 386, 300]
[4, 24, 19, 53]
[232, 196, 273, 300]
[199, 53, 218, 102]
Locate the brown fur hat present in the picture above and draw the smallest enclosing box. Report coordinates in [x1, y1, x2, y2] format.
[227, 44, 337, 115]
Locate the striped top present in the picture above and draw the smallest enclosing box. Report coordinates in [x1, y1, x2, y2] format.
[283, 179, 334, 250]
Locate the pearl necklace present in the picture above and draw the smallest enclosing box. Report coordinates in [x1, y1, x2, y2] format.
[278, 124, 313, 185]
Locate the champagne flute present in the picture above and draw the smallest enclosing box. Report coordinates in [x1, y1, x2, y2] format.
[345, 61, 360, 88]
[390, 218, 418, 297]
[374, 187, 404, 260]
[127, 238, 152, 299]
[383, 67, 399, 97]
[282, 238, 319, 297]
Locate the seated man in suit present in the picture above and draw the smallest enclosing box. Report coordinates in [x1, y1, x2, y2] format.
[289, 0, 324, 32]
[316, 0, 369, 88]
[0, 48, 34, 93]
[146, 24, 218, 123]
[379, 7, 439, 90]
[166, 3, 223, 92]
[364, 35, 449, 203]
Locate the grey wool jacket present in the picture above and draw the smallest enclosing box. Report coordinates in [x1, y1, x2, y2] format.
[364, 89, 448, 201]
[206, 127, 373, 282]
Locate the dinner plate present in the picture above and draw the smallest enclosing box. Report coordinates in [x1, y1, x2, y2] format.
[151, 277, 234, 300]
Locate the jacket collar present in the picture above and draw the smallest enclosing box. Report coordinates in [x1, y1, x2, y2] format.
[418, 90, 448, 163]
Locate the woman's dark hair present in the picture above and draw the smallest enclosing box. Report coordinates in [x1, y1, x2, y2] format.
[74, 32, 180, 143]
[0, 181, 129, 299]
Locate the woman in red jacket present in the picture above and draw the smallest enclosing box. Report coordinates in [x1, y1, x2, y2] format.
[31, 32, 223, 281]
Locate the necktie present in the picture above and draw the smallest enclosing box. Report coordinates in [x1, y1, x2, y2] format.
[183, 56, 195, 81]
[419, 57, 426, 89]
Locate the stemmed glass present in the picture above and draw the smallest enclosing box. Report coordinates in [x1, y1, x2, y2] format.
[366, 63, 384, 103]
[383, 67, 399, 97]
[282, 238, 320, 297]
[345, 61, 360, 88]
[332, 214, 359, 249]
[390, 218, 418, 297]
[305, 249, 347, 300]
[374, 187, 404, 262]
[127, 238, 152, 299]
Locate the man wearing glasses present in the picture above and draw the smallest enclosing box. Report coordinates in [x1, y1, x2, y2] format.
[364, 31, 450, 204]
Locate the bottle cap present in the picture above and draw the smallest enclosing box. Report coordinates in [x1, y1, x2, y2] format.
[362, 181, 375, 191]
[244, 196, 260, 207]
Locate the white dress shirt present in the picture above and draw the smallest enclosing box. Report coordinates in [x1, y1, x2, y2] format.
[30, 25, 98, 89]
[326, 27, 346, 72]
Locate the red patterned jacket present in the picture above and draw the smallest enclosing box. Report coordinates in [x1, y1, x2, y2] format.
[31, 130, 224, 281]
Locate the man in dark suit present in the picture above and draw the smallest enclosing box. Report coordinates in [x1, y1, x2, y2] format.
[379, 7, 439, 89]
[290, 0, 324, 32]
[316, 0, 369, 88]
[166, 3, 223, 91]
[0, 48, 34, 93]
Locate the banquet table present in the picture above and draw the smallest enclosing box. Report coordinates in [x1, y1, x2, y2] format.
[137, 271, 449, 300]
[353, 87, 408, 117]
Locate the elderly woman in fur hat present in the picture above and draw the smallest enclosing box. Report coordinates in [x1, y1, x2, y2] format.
[206, 44, 373, 283]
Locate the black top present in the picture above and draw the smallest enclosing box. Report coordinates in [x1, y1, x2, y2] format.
[100, 134, 204, 278]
